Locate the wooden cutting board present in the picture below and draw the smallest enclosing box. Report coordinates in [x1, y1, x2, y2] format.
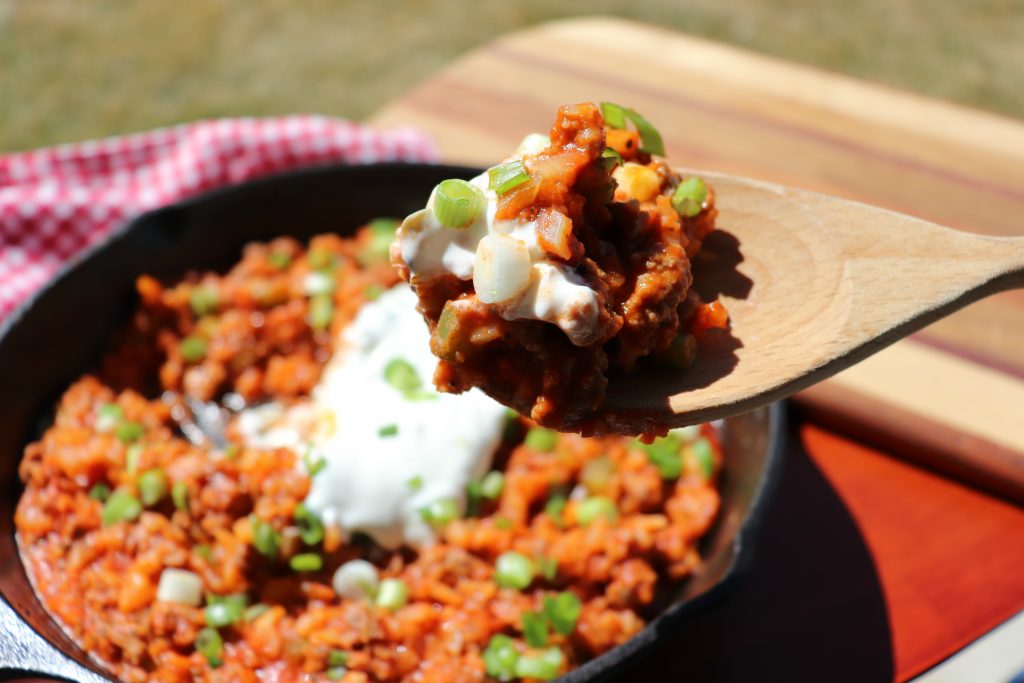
[369, 17, 1024, 500]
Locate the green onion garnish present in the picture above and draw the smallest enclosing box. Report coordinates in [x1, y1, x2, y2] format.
[479, 471, 504, 500]
[117, 421, 145, 445]
[420, 498, 460, 528]
[432, 179, 485, 229]
[309, 294, 334, 331]
[172, 481, 189, 511]
[125, 443, 142, 472]
[536, 556, 558, 581]
[378, 423, 399, 438]
[244, 603, 271, 622]
[326, 667, 347, 681]
[327, 650, 350, 668]
[600, 102, 628, 129]
[102, 490, 142, 526]
[483, 634, 519, 681]
[488, 160, 531, 196]
[600, 147, 623, 171]
[95, 403, 123, 432]
[204, 594, 247, 627]
[289, 553, 323, 572]
[524, 427, 558, 453]
[195, 544, 213, 562]
[671, 176, 708, 218]
[494, 516, 513, 530]
[195, 626, 224, 668]
[544, 494, 567, 527]
[600, 102, 665, 156]
[138, 468, 168, 507]
[268, 251, 292, 270]
[383, 358, 421, 393]
[637, 433, 683, 480]
[690, 437, 715, 480]
[308, 248, 338, 271]
[576, 496, 618, 526]
[407, 475, 423, 491]
[543, 591, 582, 635]
[494, 551, 534, 590]
[514, 647, 564, 680]
[88, 483, 110, 502]
[358, 218, 399, 266]
[580, 456, 615, 494]
[179, 336, 207, 364]
[522, 610, 549, 647]
[294, 502, 324, 545]
[303, 446, 326, 477]
[250, 516, 281, 558]
[375, 578, 408, 611]
[189, 286, 219, 317]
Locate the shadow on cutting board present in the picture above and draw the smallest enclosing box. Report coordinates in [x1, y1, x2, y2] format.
[628, 418, 894, 683]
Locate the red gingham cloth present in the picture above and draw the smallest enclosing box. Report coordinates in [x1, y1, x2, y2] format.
[0, 116, 439, 321]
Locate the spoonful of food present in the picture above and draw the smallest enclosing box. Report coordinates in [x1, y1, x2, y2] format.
[393, 101, 1024, 435]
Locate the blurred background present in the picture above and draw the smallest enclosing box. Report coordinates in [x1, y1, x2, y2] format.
[1, 0, 1022, 152]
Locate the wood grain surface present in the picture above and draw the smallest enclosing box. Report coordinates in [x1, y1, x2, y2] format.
[369, 16, 1024, 489]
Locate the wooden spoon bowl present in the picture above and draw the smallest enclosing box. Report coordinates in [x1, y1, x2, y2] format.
[604, 170, 1024, 429]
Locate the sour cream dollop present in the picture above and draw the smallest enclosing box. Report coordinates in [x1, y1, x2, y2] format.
[237, 284, 508, 549]
[397, 141, 602, 346]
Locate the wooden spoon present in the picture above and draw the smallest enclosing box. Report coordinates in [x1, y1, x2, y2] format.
[603, 170, 1024, 429]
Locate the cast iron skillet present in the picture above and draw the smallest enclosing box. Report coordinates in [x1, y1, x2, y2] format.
[0, 163, 785, 682]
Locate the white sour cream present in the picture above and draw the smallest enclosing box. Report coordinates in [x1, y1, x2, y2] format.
[237, 284, 508, 549]
[398, 155, 601, 346]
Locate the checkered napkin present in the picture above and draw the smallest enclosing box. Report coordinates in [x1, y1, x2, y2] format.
[0, 116, 439, 321]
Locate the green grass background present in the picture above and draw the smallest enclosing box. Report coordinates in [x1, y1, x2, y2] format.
[1, 0, 1022, 152]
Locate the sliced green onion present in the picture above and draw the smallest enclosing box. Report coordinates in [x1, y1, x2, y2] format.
[125, 443, 143, 472]
[172, 480, 189, 511]
[303, 446, 327, 477]
[117, 421, 145, 445]
[494, 516, 513, 530]
[494, 551, 534, 590]
[358, 218, 399, 266]
[479, 471, 505, 500]
[488, 160, 531, 196]
[514, 647, 564, 680]
[624, 107, 665, 156]
[204, 594, 247, 627]
[307, 248, 338, 271]
[402, 388, 438, 402]
[195, 626, 224, 668]
[95, 403, 123, 433]
[690, 437, 715, 480]
[244, 603, 271, 622]
[223, 444, 240, 460]
[580, 456, 615, 494]
[189, 286, 219, 317]
[600, 147, 623, 171]
[420, 498, 460, 528]
[326, 666, 347, 680]
[268, 250, 292, 270]
[383, 358, 421, 393]
[483, 634, 520, 681]
[289, 552, 323, 572]
[600, 102, 628, 129]
[576, 496, 618, 526]
[250, 516, 281, 558]
[309, 293, 334, 331]
[375, 578, 408, 611]
[536, 556, 558, 581]
[88, 483, 110, 502]
[378, 423, 399, 438]
[102, 490, 142, 526]
[364, 283, 384, 301]
[303, 271, 336, 296]
[407, 475, 423, 491]
[294, 502, 324, 545]
[179, 336, 207, 364]
[328, 650, 350, 668]
[671, 177, 708, 218]
[522, 610, 549, 648]
[638, 433, 683, 480]
[432, 179, 485, 229]
[524, 427, 557, 453]
[543, 591, 582, 635]
[138, 468, 168, 507]
[194, 544, 213, 562]
[544, 494, 567, 527]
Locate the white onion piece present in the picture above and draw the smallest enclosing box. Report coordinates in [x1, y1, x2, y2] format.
[332, 559, 380, 600]
[473, 235, 532, 304]
[156, 568, 203, 606]
[303, 271, 335, 296]
[517, 133, 551, 155]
